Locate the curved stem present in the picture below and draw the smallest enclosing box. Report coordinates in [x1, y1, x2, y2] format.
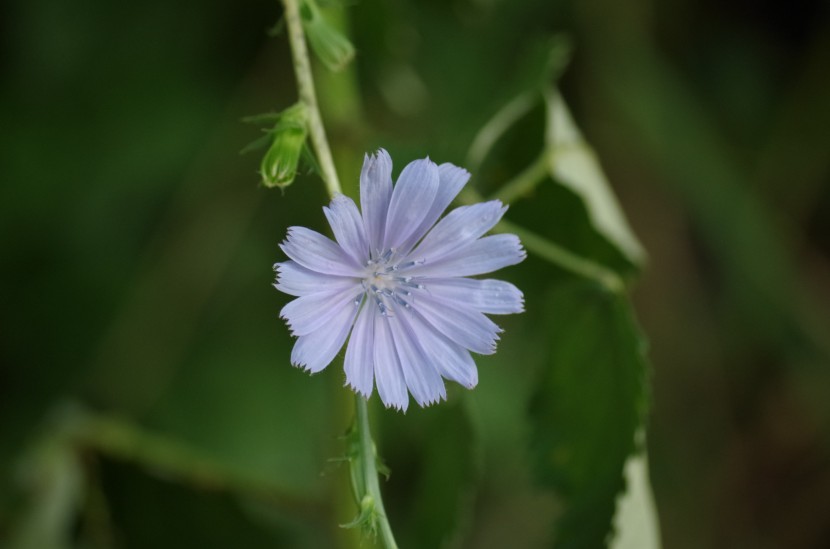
[356, 397, 398, 549]
[282, 0, 342, 197]
[500, 218, 624, 293]
[459, 187, 625, 293]
[491, 152, 548, 203]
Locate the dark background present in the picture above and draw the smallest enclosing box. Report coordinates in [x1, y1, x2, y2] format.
[2, 0, 829, 547]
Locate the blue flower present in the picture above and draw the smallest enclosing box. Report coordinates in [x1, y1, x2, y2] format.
[274, 150, 526, 411]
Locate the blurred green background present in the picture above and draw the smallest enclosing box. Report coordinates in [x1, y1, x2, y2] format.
[2, 0, 830, 547]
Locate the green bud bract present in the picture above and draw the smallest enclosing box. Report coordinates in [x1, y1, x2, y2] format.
[260, 103, 309, 188]
[300, 0, 355, 72]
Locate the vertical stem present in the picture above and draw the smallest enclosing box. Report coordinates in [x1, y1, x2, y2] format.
[356, 397, 398, 549]
[280, 2, 397, 546]
[282, 0, 342, 197]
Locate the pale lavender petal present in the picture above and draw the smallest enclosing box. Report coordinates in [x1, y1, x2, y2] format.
[290, 297, 359, 373]
[397, 163, 470, 254]
[280, 285, 362, 336]
[420, 278, 524, 314]
[373, 312, 409, 411]
[408, 315, 478, 389]
[344, 302, 375, 398]
[390, 310, 446, 406]
[383, 158, 439, 251]
[274, 261, 357, 296]
[360, 149, 393, 254]
[410, 200, 507, 263]
[280, 226, 363, 276]
[324, 194, 369, 264]
[411, 293, 502, 355]
[406, 234, 525, 278]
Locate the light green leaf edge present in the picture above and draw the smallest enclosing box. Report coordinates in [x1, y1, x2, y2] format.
[609, 431, 662, 549]
[544, 89, 646, 266]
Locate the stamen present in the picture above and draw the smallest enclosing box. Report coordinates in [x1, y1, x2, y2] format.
[397, 259, 425, 269]
[393, 293, 411, 309]
[400, 279, 424, 290]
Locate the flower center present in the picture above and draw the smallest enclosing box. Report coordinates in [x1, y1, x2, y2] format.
[361, 247, 425, 316]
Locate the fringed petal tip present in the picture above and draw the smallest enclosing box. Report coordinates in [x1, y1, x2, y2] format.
[381, 398, 409, 413]
[290, 358, 311, 373]
[344, 380, 373, 401]
[417, 391, 447, 408]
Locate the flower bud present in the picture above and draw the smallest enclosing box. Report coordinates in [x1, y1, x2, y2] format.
[300, 0, 355, 72]
[260, 103, 309, 189]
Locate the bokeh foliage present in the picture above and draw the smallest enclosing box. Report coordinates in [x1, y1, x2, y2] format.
[2, 0, 829, 548]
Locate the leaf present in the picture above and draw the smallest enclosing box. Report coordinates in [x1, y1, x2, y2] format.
[544, 89, 646, 266]
[529, 281, 649, 549]
[609, 441, 662, 549]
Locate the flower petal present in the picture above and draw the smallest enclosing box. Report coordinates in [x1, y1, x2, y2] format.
[280, 285, 362, 336]
[290, 297, 359, 373]
[344, 302, 375, 398]
[397, 162, 470, 254]
[409, 200, 507, 263]
[280, 226, 363, 276]
[360, 149, 393, 254]
[389, 310, 446, 407]
[373, 312, 409, 411]
[274, 261, 357, 296]
[406, 234, 526, 278]
[383, 158, 439, 251]
[407, 314, 478, 389]
[324, 194, 369, 265]
[420, 277, 524, 314]
[410, 293, 502, 355]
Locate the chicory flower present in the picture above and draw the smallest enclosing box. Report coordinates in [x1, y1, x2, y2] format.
[275, 149, 525, 410]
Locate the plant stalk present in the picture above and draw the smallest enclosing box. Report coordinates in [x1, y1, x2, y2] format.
[282, 0, 342, 196]
[281, 2, 397, 546]
[356, 397, 398, 549]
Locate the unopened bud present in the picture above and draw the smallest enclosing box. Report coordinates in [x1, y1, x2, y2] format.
[260, 103, 309, 188]
[300, 0, 355, 72]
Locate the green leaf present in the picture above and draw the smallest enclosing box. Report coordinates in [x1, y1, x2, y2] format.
[609, 444, 662, 549]
[529, 281, 649, 549]
[543, 90, 646, 266]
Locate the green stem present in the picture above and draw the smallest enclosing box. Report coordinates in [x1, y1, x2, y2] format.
[356, 397, 398, 549]
[500, 218, 624, 293]
[459, 187, 625, 293]
[282, 0, 342, 196]
[281, 2, 397, 545]
[491, 152, 548, 203]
